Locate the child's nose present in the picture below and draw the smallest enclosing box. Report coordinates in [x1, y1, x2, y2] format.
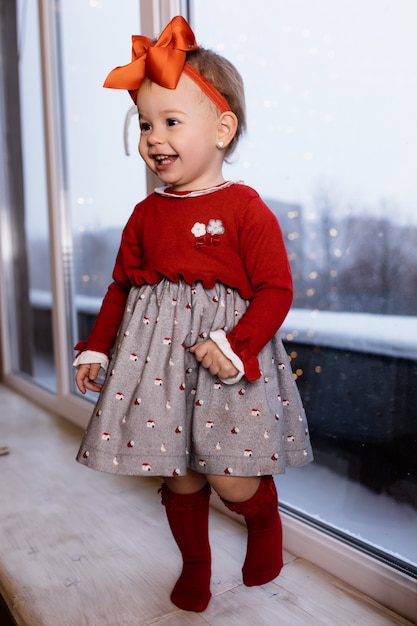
[147, 128, 164, 145]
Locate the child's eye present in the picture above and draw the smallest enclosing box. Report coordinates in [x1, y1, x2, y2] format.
[167, 118, 178, 127]
[140, 122, 152, 132]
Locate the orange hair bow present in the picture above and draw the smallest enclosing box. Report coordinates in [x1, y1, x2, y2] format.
[103, 15, 231, 113]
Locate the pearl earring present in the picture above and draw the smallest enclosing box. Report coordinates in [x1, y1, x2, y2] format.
[217, 141, 224, 148]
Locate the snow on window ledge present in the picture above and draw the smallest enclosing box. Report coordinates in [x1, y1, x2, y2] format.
[30, 289, 417, 361]
[281, 308, 417, 361]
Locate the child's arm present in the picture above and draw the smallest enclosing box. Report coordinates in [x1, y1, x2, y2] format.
[223, 194, 294, 382]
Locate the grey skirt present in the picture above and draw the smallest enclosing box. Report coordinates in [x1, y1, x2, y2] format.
[76, 280, 313, 477]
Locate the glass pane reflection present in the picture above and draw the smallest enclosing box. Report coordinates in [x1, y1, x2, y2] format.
[58, 0, 144, 392]
[14, 0, 144, 392]
[192, 0, 417, 574]
[17, 0, 55, 389]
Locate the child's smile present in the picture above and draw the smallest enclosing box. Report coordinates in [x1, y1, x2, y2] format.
[152, 153, 178, 170]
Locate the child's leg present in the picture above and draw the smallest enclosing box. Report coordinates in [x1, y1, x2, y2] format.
[208, 474, 283, 587]
[160, 470, 211, 612]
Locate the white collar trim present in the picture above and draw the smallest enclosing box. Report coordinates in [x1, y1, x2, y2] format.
[155, 180, 243, 198]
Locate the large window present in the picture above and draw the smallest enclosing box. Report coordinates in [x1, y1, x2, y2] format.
[0, 0, 53, 386]
[0, 0, 416, 616]
[191, 0, 417, 576]
[1, 0, 143, 400]
[59, 0, 145, 399]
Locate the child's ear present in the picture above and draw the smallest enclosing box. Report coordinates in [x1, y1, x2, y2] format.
[217, 111, 238, 149]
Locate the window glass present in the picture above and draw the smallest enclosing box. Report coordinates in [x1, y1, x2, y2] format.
[191, 0, 417, 574]
[13, 0, 143, 392]
[59, 0, 144, 393]
[16, 0, 55, 388]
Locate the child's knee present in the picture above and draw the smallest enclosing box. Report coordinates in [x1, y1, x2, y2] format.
[163, 470, 208, 494]
[207, 474, 260, 502]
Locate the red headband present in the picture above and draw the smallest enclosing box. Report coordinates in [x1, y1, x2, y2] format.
[103, 15, 231, 113]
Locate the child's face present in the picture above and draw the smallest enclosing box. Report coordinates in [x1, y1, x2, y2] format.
[137, 74, 224, 191]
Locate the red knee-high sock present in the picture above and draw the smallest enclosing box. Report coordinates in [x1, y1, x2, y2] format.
[221, 475, 283, 586]
[160, 482, 212, 612]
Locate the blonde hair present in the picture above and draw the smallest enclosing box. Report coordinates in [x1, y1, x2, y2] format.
[186, 47, 246, 158]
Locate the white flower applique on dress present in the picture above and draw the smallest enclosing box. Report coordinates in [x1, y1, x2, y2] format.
[191, 219, 225, 248]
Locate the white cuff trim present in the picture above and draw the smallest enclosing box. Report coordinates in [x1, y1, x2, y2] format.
[209, 329, 244, 385]
[72, 350, 109, 372]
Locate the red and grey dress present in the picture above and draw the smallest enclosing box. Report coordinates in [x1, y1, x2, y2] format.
[75, 182, 313, 477]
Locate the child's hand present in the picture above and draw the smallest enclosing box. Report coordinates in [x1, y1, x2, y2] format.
[189, 339, 238, 380]
[75, 363, 103, 395]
